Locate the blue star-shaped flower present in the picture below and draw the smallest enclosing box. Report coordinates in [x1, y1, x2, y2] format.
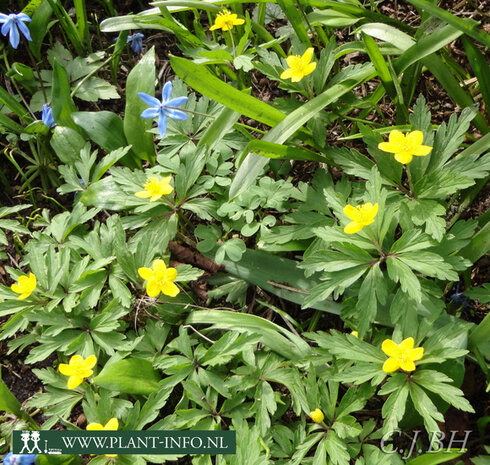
[138, 81, 188, 139]
[0, 12, 32, 49]
[41, 104, 56, 129]
[127, 33, 144, 55]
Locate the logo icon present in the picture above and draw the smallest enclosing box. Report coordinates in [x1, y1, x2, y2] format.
[18, 432, 42, 454]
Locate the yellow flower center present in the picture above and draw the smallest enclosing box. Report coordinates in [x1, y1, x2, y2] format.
[356, 205, 374, 223]
[145, 179, 164, 195]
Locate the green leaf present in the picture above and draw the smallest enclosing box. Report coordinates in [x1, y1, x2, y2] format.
[325, 430, 350, 465]
[170, 55, 286, 128]
[405, 449, 465, 465]
[386, 256, 421, 302]
[246, 139, 327, 162]
[51, 59, 79, 132]
[93, 358, 161, 395]
[124, 47, 156, 162]
[186, 310, 311, 361]
[397, 252, 459, 281]
[409, 382, 444, 433]
[72, 111, 127, 153]
[0, 369, 23, 418]
[213, 246, 342, 315]
[412, 370, 474, 413]
[28, 0, 54, 60]
[50, 126, 87, 164]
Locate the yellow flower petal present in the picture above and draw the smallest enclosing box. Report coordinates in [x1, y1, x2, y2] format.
[383, 357, 400, 373]
[280, 68, 293, 80]
[301, 47, 315, 64]
[409, 347, 424, 361]
[58, 363, 75, 376]
[146, 281, 161, 298]
[412, 145, 432, 156]
[138, 267, 154, 280]
[304, 62, 317, 75]
[161, 281, 180, 297]
[382, 339, 400, 357]
[83, 355, 97, 370]
[87, 423, 104, 431]
[399, 337, 414, 351]
[104, 418, 119, 430]
[343, 204, 360, 221]
[135, 190, 151, 198]
[399, 359, 416, 372]
[394, 152, 413, 164]
[378, 142, 399, 153]
[166, 267, 178, 281]
[344, 221, 364, 234]
[406, 130, 423, 146]
[152, 259, 167, 273]
[67, 374, 84, 390]
[388, 130, 405, 146]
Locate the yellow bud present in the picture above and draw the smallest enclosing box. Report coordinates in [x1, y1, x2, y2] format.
[310, 408, 324, 423]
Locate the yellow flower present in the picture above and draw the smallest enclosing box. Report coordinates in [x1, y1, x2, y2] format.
[350, 331, 359, 338]
[11, 272, 36, 300]
[209, 9, 244, 31]
[58, 354, 97, 389]
[343, 202, 378, 234]
[382, 337, 424, 373]
[138, 259, 179, 298]
[87, 418, 119, 457]
[280, 47, 317, 82]
[310, 408, 324, 423]
[378, 130, 432, 164]
[135, 176, 173, 202]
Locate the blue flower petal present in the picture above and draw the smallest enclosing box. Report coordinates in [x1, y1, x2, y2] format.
[0, 13, 11, 22]
[138, 92, 160, 108]
[165, 96, 188, 108]
[157, 113, 168, 138]
[140, 107, 160, 119]
[16, 19, 32, 42]
[165, 108, 188, 120]
[162, 81, 173, 103]
[9, 21, 20, 48]
[16, 13, 32, 22]
[1, 18, 12, 36]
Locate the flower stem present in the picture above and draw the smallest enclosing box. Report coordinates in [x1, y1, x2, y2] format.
[229, 29, 236, 60]
[406, 166, 414, 193]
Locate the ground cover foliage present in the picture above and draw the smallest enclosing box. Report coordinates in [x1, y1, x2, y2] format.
[0, 0, 489, 464]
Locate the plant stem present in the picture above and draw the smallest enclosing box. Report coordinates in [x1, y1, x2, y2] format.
[229, 29, 236, 60]
[406, 166, 414, 193]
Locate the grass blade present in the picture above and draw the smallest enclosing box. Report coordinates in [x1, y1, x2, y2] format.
[406, 0, 490, 48]
[170, 55, 286, 127]
[461, 37, 490, 118]
[277, 0, 312, 46]
[362, 32, 396, 100]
